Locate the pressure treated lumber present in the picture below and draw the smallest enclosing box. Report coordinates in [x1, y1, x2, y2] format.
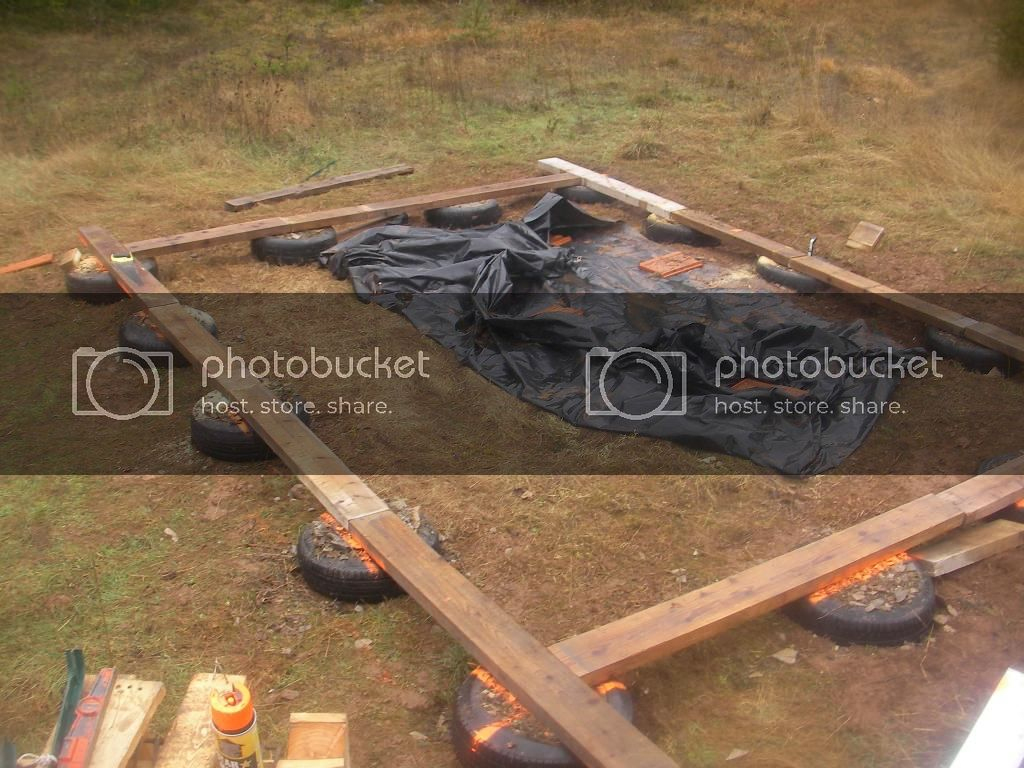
[80, 225, 679, 768]
[537, 157, 1024, 363]
[911, 518, 1024, 577]
[550, 459, 1024, 683]
[225, 164, 414, 211]
[126, 173, 578, 257]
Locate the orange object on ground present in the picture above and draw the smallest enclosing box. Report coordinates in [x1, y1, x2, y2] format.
[730, 378, 809, 399]
[638, 251, 703, 278]
[211, 681, 264, 767]
[0, 253, 53, 275]
[549, 234, 573, 247]
[58, 667, 117, 768]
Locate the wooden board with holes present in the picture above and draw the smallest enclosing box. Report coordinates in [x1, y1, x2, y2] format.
[911, 518, 1024, 577]
[225, 164, 414, 211]
[537, 157, 1024, 363]
[89, 676, 166, 768]
[153, 673, 246, 768]
[549, 459, 1024, 683]
[81, 225, 680, 768]
[126, 173, 578, 257]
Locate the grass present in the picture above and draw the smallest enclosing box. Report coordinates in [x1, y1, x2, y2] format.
[1, 1, 1023, 766]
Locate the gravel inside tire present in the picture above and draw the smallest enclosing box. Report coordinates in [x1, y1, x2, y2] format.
[190, 389, 311, 462]
[425, 200, 502, 229]
[642, 213, 721, 247]
[923, 326, 1012, 374]
[118, 306, 218, 366]
[451, 668, 634, 768]
[65, 256, 159, 303]
[556, 185, 613, 205]
[754, 255, 829, 293]
[784, 557, 936, 646]
[251, 228, 338, 266]
[296, 500, 441, 602]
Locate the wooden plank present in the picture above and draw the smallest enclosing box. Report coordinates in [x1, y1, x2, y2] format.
[846, 221, 885, 250]
[537, 158, 1024, 362]
[277, 760, 346, 768]
[225, 164, 414, 211]
[285, 712, 348, 763]
[90, 677, 166, 768]
[549, 460, 1024, 683]
[126, 173, 579, 257]
[0, 252, 53, 275]
[949, 667, 1024, 768]
[78, 226, 179, 309]
[154, 673, 245, 768]
[912, 518, 1024, 576]
[82, 227, 679, 768]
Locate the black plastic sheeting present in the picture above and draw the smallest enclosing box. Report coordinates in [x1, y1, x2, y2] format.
[322, 193, 913, 475]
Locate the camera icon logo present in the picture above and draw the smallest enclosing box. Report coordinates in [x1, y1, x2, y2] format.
[71, 346, 174, 420]
[585, 346, 688, 421]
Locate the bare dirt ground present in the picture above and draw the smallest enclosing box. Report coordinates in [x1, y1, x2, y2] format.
[2, 2, 1023, 767]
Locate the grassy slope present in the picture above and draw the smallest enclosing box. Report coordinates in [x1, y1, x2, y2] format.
[1, 2, 1023, 766]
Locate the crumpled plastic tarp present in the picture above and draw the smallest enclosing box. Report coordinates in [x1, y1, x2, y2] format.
[323, 193, 910, 475]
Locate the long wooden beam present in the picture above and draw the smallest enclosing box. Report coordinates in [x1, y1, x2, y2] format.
[78, 225, 678, 768]
[537, 158, 1024, 363]
[127, 173, 579, 257]
[224, 164, 414, 212]
[549, 459, 1024, 683]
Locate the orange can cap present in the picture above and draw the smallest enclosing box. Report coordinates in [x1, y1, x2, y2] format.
[210, 683, 254, 733]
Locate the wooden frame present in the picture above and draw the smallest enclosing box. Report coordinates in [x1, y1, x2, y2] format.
[538, 158, 1024, 363]
[77, 168, 1024, 768]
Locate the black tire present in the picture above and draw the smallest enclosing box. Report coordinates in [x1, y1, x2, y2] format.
[190, 391, 311, 462]
[924, 326, 1011, 374]
[425, 200, 502, 229]
[556, 185, 613, 205]
[296, 517, 441, 602]
[642, 213, 721, 248]
[65, 258, 159, 304]
[754, 255, 829, 293]
[252, 228, 338, 266]
[784, 559, 936, 646]
[978, 453, 1023, 474]
[118, 306, 217, 367]
[451, 670, 634, 768]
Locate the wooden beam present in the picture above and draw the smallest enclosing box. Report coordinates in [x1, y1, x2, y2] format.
[911, 518, 1024, 576]
[549, 460, 1024, 683]
[224, 164, 414, 212]
[79, 226, 679, 768]
[126, 173, 579, 257]
[537, 158, 1024, 363]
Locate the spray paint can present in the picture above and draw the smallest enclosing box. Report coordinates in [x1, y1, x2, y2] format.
[210, 682, 264, 768]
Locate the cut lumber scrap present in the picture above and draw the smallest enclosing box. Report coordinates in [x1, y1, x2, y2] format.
[154, 673, 244, 768]
[277, 761, 346, 768]
[90, 676, 165, 768]
[549, 458, 1024, 683]
[846, 220, 885, 250]
[537, 157, 1024, 363]
[285, 713, 349, 764]
[82, 226, 679, 768]
[949, 667, 1024, 768]
[911, 518, 1024, 576]
[126, 173, 579, 257]
[0, 253, 53, 275]
[225, 164, 414, 211]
